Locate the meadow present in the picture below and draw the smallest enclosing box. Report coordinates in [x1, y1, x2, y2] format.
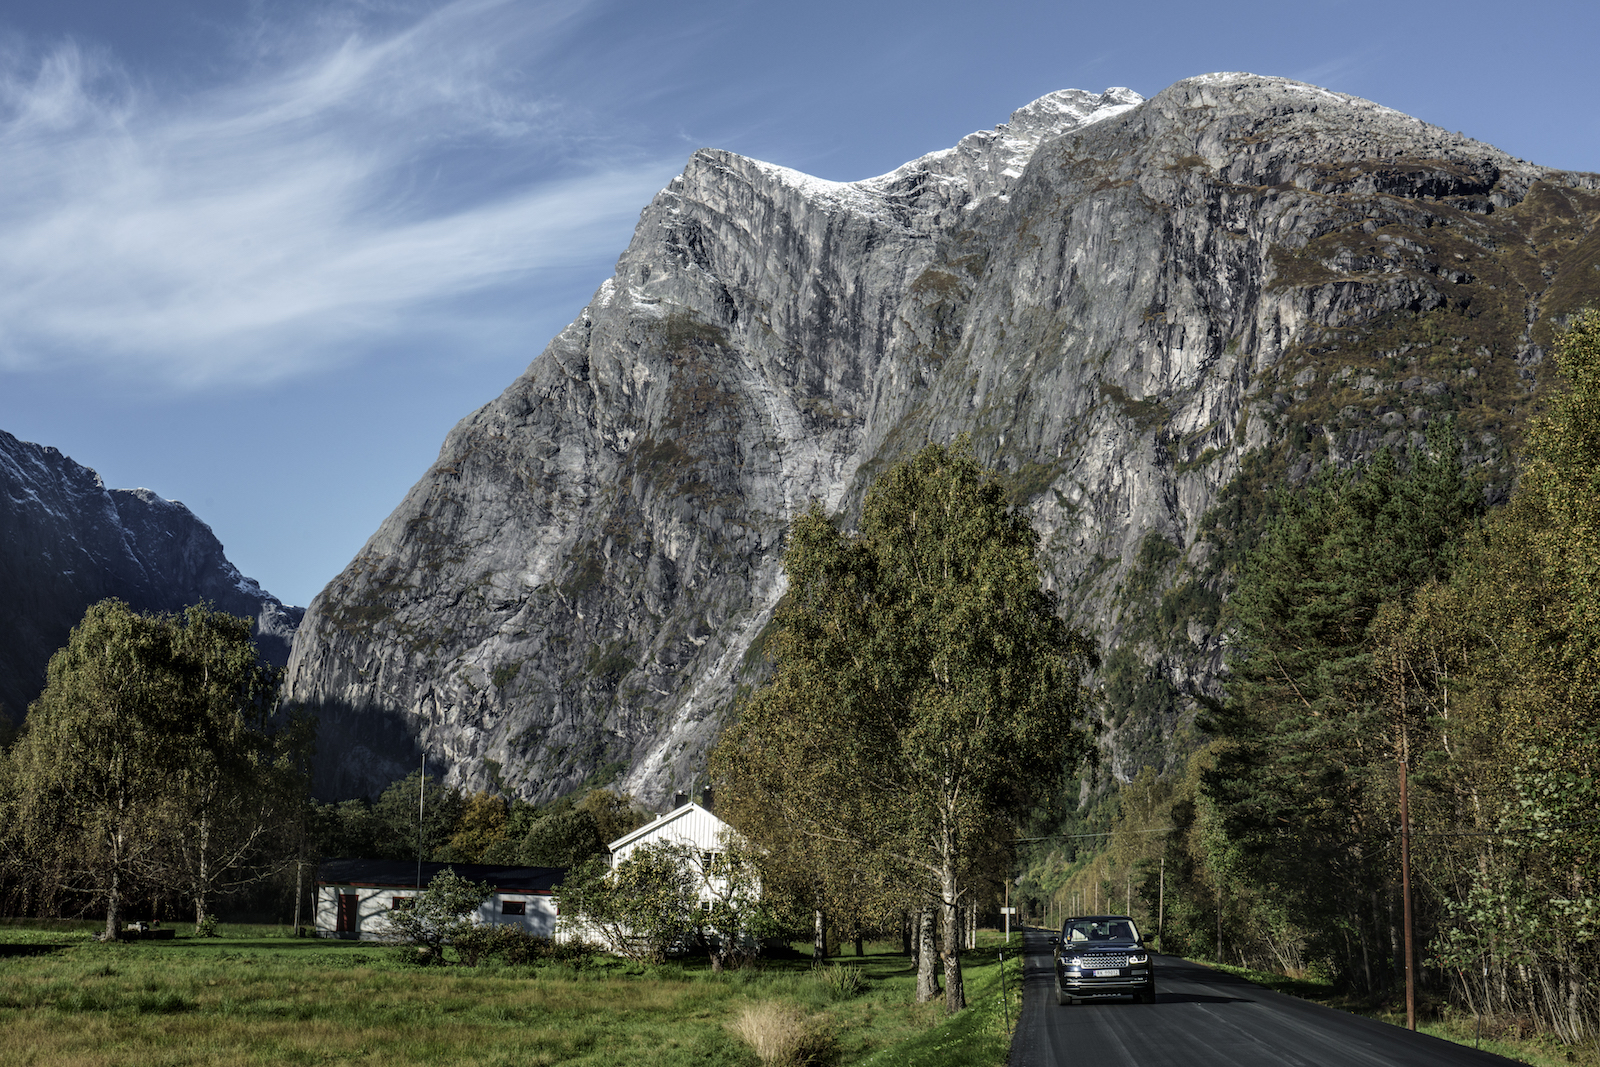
[0, 921, 1019, 1067]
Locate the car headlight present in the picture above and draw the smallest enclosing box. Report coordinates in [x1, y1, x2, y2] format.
[1065, 955, 1082, 967]
[1128, 952, 1149, 964]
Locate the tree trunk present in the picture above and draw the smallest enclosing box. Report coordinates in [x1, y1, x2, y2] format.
[940, 866, 966, 1012]
[102, 865, 123, 942]
[916, 907, 940, 1002]
[813, 908, 827, 962]
[901, 911, 912, 956]
[194, 814, 211, 932]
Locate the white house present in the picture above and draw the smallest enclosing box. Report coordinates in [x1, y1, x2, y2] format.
[315, 859, 562, 940]
[608, 798, 740, 905]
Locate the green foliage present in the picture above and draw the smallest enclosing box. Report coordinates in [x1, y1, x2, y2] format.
[516, 808, 605, 868]
[558, 844, 700, 964]
[382, 868, 493, 962]
[1098, 382, 1170, 433]
[0, 601, 309, 939]
[446, 790, 509, 862]
[1203, 422, 1481, 988]
[1368, 308, 1600, 1042]
[716, 438, 1097, 1012]
[1177, 312, 1600, 1041]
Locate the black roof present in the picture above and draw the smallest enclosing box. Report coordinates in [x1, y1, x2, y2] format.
[317, 858, 564, 893]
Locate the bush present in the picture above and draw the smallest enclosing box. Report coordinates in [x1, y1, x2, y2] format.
[728, 1001, 835, 1067]
[816, 962, 864, 1000]
[453, 924, 497, 967]
[384, 868, 493, 963]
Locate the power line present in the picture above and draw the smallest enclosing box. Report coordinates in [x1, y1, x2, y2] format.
[1018, 827, 1175, 842]
[1401, 819, 1600, 839]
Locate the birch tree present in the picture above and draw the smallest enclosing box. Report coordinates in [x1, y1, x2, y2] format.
[6, 601, 305, 937]
[717, 439, 1096, 1012]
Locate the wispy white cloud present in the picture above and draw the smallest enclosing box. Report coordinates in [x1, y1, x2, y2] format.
[0, 0, 679, 388]
[1291, 52, 1381, 95]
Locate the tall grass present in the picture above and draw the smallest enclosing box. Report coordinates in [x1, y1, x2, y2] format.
[0, 927, 1019, 1067]
[729, 1001, 835, 1066]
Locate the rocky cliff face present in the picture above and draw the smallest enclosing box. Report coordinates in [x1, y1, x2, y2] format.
[0, 429, 302, 722]
[284, 74, 1600, 804]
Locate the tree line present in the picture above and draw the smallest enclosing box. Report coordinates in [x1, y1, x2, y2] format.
[0, 602, 310, 939]
[0, 594, 651, 937]
[1032, 310, 1600, 1046]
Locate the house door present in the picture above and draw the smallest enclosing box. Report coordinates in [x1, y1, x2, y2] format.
[336, 893, 359, 935]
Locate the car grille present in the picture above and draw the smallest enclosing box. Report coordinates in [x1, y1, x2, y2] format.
[1080, 954, 1128, 968]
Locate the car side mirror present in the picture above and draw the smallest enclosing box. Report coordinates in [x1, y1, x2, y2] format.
[1049, 936, 1059, 948]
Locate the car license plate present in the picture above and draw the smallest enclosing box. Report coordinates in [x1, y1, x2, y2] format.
[1094, 969, 1120, 977]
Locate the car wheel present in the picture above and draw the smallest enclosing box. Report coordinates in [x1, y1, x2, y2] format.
[1056, 982, 1072, 1006]
[1138, 984, 1156, 1004]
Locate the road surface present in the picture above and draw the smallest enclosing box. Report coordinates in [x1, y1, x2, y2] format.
[1008, 928, 1519, 1067]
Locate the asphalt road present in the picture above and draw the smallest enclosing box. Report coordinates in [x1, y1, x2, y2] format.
[1008, 928, 1520, 1067]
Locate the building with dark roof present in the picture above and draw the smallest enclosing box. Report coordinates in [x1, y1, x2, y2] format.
[316, 859, 564, 940]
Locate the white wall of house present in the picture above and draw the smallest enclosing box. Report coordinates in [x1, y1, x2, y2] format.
[315, 884, 557, 940]
[610, 803, 731, 866]
[608, 802, 742, 906]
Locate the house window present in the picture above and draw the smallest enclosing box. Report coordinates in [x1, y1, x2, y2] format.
[502, 900, 526, 916]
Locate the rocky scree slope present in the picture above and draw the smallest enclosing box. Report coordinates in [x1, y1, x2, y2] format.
[284, 74, 1600, 805]
[0, 429, 303, 723]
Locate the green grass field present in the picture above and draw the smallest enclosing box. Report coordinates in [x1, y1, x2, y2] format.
[0, 921, 1021, 1067]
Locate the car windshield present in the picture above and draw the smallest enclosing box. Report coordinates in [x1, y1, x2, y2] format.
[1062, 917, 1140, 944]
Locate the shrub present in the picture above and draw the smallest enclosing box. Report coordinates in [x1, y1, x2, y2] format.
[817, 962, 864, 999]
[384, 868, 493, 963]
[453, 924, 497, 967]
[728, 1001, 835, 1067]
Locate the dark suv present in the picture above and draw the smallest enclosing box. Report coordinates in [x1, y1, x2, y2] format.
[1051, 914, 1155, 1004]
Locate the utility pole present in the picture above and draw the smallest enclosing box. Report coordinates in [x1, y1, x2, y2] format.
[1400, 725, 1417, 1031]
[1216, 882, 1222, 963]
[417, 730, 426, 891]
[1158, 855, 1165, 952]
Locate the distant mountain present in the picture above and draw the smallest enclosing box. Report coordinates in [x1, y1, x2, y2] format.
[0, 429, 302, 723]
[284, 73, 1600, 805]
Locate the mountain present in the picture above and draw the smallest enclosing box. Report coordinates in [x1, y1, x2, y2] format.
[0, 429, 302, 722]
[283, 73, 1600, 805]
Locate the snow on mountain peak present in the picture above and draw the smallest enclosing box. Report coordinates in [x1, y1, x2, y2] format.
[732, 86, 1146, 223]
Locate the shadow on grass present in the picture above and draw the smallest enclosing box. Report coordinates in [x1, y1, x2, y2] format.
[0, 943, 69, 958]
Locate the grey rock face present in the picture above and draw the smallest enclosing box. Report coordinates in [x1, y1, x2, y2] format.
[0, 430, 302, 721]
[285, 74, 1600, 803]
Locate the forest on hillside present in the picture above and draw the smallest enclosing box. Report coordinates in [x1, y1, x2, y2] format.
[1023, 310, 1600, 1045]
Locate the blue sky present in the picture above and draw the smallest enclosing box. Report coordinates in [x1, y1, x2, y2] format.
[1, 0, 1596, 608]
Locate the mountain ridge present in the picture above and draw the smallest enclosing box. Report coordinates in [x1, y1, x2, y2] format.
[0, 428, 303, 722]
[283, 72, 1600, 803]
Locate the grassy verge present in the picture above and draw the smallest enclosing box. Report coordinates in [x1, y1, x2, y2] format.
[0, 925, 1023, 1067]
[1189, 958, 1598, 1067]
